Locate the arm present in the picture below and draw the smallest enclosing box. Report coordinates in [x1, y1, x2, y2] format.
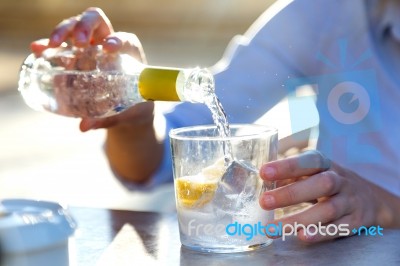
[32, 2, 308, 185]
[31, 7, 163, 184]
[29, 1, 334, 186]
[82, 102, 164, 184]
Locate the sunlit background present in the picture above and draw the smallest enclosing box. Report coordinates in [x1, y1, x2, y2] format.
[0, 0, 277, 212]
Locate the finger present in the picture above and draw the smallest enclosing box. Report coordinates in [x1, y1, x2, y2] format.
[79, 118, 100, 132]
[103, 32, 147, 63]
[49, 17, 80, 47]
[260, 170, 343, 209]
[260, 150, 331, 181]
[79, 117, 121, 132]
[274, 194, 351, 227]
[79, 102, 154, 132]
[79, 116, 119, 132]
[30, 39, 50, 57]
[73, 7, 114, 47]
[103, 36, 123, 53]
[265, 196, 352, 242]
[297, 215, 354, 243]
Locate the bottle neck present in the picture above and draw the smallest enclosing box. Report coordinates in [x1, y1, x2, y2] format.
[138, 67, 215, 103]
[138, 67, 181, 101]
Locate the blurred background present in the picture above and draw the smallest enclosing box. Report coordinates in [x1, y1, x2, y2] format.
[0, 0, 277, 212]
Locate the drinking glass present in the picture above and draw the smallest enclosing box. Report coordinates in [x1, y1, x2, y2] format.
[169, 124, 278, 253]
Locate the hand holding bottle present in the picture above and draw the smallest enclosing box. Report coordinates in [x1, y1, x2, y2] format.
[26, 7, 213, 121]
[28, 8, 168, 183]
[28, 7, 150, 128]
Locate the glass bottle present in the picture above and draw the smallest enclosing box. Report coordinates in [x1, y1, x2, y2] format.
[18, 45, 214, 118]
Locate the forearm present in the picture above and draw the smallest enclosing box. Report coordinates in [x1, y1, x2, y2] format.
[105, 120, 164, 184]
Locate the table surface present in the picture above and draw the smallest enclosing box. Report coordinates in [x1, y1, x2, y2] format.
[67, 206, 400, 266]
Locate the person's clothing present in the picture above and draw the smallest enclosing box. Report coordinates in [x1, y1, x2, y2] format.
[148, 0, 400, 197]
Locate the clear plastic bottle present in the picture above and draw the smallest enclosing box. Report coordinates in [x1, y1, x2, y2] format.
[18, 45, 214, 118]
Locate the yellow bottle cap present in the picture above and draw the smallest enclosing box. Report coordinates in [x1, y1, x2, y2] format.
[138, 67, 181, 101]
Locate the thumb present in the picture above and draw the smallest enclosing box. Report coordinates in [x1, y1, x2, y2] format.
[79, 118, 99, 132]
[79, 116, 122, 132]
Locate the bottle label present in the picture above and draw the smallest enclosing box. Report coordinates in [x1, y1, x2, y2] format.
[138, 67, 181, 101]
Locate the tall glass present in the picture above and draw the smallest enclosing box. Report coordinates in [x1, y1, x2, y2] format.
[169, 124, 278, 253]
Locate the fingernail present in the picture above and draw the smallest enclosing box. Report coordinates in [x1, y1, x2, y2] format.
[52, 34, 61, 44]
[263, 166, 276, 179]
[106, 38, 119, 46]
[263, 195, 275, 207]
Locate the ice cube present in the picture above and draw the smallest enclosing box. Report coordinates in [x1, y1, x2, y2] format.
[212, 160, 262, 214]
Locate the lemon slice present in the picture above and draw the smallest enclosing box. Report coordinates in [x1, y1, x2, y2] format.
[175, 158, 226, 208]
[176, 175, 218, 208]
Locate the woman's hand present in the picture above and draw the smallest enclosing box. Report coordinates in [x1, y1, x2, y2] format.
[31, 7, 146, 61]
[30, 7, 151, 132]
[259, 150, 399, 242]
[29, 8, 163, 183]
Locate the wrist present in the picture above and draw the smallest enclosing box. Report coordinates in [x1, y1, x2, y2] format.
[105, 113, 163, 184]
[373, 184, 399, 228]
